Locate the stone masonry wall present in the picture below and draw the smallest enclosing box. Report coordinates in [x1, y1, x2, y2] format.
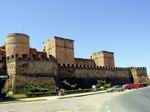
[75, 58, 95, 66]
[5, 33, 30, 58]
[55, 37, 74, 64]
[0, 62, 6, 75]
[90, 51, 115, 67]
[103, 52, 115, 67]
[131, 67, 148, 84]
[43, 38, 56, 58]
[5, 56, 58, 94]
[0, 63, 5, 70]
[43, 36, 74, 64]
[58, 64, 133, 88]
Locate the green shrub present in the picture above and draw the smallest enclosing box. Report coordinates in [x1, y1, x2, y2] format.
[96, 80, 110, 90]
[62, 80, 77, 90]
[1, 87, 9, 98]
[25, 86, 50, 97]
[1, 92, 6, 98]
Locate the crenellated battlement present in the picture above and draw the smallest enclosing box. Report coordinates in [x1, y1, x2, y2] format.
[58, 63, 146, 71]
[6, 54, 146, 71]
[75, 58, 95, 66]
[6, 54, 57, 63]
[75, 58, 94, 62]
[59, 63, 119, 70]
[124, 67, 147, 70]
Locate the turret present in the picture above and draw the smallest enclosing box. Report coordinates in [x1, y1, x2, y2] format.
[5, 33, 30, 59]
[43, 36, 74, 64]
[90, 51, 115, 67]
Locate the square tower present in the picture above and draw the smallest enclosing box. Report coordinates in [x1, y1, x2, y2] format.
[43, 36, 74, 64]
[90, 51, 115, 67]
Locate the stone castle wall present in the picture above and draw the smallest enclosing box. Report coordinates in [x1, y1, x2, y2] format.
[58, 64, 147, 88]
[0, 49, 6, 75]
[0, 63, 4, 70]
[58, 64, 132, 88]
[75, 58, 95, 66]
[130, 67, 148, 84]
[5, 55, 58, 94]
[4, 55, 148, 93]
[0, 62, 6, 75]
[0, 49, 6, 61]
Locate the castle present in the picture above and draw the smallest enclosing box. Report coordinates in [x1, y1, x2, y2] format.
[0, 33, 148, 94]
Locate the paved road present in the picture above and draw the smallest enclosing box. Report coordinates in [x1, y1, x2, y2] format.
[0, 87, 150, 112]
[102, 87, 150, 112]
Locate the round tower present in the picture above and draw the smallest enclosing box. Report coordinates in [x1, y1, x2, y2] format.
[5, 33, 30, 58]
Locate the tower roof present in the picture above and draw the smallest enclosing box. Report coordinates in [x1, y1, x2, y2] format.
[54, 36, 74, 42]
[6, 33, 29, 38]
[101, 51, 114, 54]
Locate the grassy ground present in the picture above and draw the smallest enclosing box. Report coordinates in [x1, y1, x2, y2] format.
[10, 94, 28, 99]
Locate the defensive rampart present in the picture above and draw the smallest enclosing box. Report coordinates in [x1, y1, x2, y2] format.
[5, 55, 58, 94]
[58, 63, 147, 88]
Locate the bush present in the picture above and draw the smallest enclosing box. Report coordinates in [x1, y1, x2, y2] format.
[1, 92, 6, 98]
[0, 87, 9, 98]
[62, 80, 77, 90]
[25, 86, 50, 97]
[96, 80, 110, 90]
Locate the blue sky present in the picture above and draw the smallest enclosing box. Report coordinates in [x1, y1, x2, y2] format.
[0, 0, 149, 74]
